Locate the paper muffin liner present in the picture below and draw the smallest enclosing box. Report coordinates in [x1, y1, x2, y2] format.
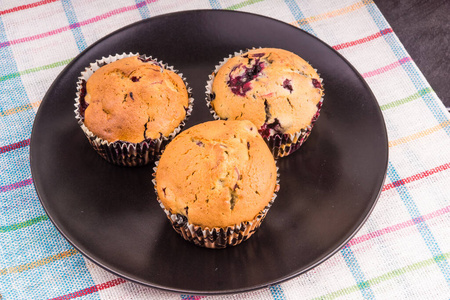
[205, 48, 324, 159]
[74, 52, 194, 167]
[152, 161, 280, 249]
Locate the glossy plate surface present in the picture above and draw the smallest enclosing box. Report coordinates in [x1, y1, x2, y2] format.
[30, 10, 388, 295]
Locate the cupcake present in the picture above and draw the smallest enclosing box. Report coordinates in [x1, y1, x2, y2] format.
[75, 53, 193, 166]
[154, 120, 279, 249]
[206, 48, 324, 158]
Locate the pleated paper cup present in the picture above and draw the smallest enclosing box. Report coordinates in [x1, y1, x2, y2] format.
[74, 52, 194, 166]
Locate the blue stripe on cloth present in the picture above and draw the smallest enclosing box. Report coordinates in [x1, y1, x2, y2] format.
[180, 296, 195, 299]
[283, 0, 315, 35]
[61, 0, 88, 52]
[0, 18, 31, 113]
[209, 0, 222, 9]
[341, 245, 376, 299]
[269, 284, 287, 300]
[387, 161, 450, 286]
[365, 3, 450, 136]
[135, 0, 151, 19]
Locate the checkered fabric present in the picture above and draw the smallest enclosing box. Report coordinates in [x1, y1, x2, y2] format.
[1, 0, 449, 299]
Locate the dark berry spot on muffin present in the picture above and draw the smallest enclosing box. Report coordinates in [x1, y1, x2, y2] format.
[312, 78, 322, 89]
[247, 142, 250, 149]
[263, 99, 271, 122]
[251, 52, 265, 58]
[122, 94, 128, 103]
[258, 118, 283, 138]
[130, 76, 140, 82]
[196, 141, 204, 147]
[162, 187, 166, 196]
[229, 188, 238, 210]
[283, 79, 293, 93]
[129, 92, 134, 100]
[143, 117, 150, 139]
[227, 59, 265, 96]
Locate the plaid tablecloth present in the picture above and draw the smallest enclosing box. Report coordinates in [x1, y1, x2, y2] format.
[1, 0, 450, 299]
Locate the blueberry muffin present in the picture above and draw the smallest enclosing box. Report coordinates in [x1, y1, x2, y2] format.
[206, 48, 323, 158]
[154, 120, 279, 248]
[75, 53, 193, 166]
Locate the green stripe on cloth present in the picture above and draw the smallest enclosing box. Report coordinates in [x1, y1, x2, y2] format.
[380, 87, 433, 111]
[225, 0, 265, 10]
[0, 58, 73, 82]
[0, 215, 49, 233]
[315, 251, 450, 299]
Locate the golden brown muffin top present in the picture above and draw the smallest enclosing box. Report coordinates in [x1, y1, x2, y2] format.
[83, 56, 189, 143]
[211, 48, 323, 135]
[155, 120, 278, 228]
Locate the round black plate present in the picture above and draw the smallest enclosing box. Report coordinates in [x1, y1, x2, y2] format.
[30, 10, 388, 295]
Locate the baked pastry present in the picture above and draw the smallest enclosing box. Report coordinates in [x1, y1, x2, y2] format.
[154, 120, 279, 248]
[206, 48, 323, 158]
[75, 53, 193, 166]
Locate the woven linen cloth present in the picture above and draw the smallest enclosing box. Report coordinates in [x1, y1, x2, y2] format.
[1, 0, 449, 299]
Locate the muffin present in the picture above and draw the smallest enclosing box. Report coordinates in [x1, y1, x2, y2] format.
[75, 53, 193, 166]
[206, 48, 324, 158]
[153, 120, 279, 248]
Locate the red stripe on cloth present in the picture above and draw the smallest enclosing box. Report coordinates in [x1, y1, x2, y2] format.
[0, 178, 33, 193]
[362, 57, 412, 78]
[0, 139, 30, 154]
[348, 204, 450, 247]
[383, 162, 450, 192]
[49, 278, 127, 300]
[0, 0, 60, 16]
[0, 0, 158, 50]
[333, 28, 393, 50]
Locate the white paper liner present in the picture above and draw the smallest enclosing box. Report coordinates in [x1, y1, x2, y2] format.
[152, 161, 280, 249]
[74, 52, 194, 166]
[205, 48, 324, 159]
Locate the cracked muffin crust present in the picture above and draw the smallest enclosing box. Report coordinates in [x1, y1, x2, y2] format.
[154, 120, 278, 247]
[207, 48, 324, 158]
[82, 55, 190, 143]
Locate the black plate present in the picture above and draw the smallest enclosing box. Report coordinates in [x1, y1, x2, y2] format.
[30, 10, 388, 295]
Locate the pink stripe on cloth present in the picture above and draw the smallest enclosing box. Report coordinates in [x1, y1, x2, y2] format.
[49, 278, 127, 300]
[0, 0, 158, 49]
[383, 162, 450, 192]
[0, 178, 33, 193]
[362, 57, 412, 78]
[0, 0, 59, 16]
[333, 28, 393, 50]
[347, 205, 450, 247]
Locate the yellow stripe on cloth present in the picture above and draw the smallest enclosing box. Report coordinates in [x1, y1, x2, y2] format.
[0, 249, 78, 276]
[290, 0, 373, 26]
[389, 120, 450, 148]
[0, 100, 41, 118]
